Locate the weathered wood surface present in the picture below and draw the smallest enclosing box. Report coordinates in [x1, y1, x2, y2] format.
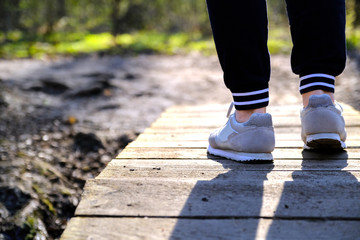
[113, 158, 360, 169]
[162, 104, 358, 113]
[97, 159, 360, 175]
[127, 139, 360, 148]
[150, 116, 360, 128]
[118, 148, 360, 159]
[62, 103, 360, 240]
[61, 217, 360, 240]
[75, 176, 360, 217]
[143, 127, 360, 135]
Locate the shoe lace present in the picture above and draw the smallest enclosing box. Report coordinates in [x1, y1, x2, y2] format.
[226, 102, 234, 118]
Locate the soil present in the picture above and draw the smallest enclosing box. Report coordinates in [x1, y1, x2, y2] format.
[0, 53, 359, 239]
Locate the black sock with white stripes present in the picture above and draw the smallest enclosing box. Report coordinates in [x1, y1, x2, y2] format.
[232, 88, 269, 110]
[299, 73, 335, 94]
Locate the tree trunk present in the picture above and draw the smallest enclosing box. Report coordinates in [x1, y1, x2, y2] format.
[0, 0, 21, 40]
[355, 0, 360, 27]
[111, 0, 122, 38]
[45, 0, 67, 38]
[56, 0, 66, 19]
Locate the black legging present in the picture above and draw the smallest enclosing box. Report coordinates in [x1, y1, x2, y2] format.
[206, 0, 346, 110]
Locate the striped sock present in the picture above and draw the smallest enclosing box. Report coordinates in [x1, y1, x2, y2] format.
[232, 88, 269, 110]
[299, 73, 335, 94]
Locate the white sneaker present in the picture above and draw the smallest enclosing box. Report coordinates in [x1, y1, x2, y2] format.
[208, 106, 275, 161]
[301, 94, 346, 150]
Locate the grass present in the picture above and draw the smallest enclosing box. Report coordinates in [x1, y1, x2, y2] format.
[1, 28, 360, 59]
[347, 28, 360, 51]
[0, 31, 216, 58]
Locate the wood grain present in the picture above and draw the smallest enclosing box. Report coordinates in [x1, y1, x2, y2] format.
[61, 103, 360, 239]
[117, 148, 360, 160]
[74, 175, 360, 217]
[62, 217, 360, 240]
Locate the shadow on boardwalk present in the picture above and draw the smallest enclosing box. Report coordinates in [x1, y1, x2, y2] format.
[170, 155, 274, 239]
[170, 151, 360, 239]
[266, 151, 360, 239]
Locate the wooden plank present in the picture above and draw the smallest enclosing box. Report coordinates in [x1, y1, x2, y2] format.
[159, 110, 360, 118]
[161, 106, 360, 116]
[61, 102, 360, 239]
[127, 139, 360, 148]
[136, 132, 305, 142]
[61, 217, 360, 240]
[150, 117, 360, 128]
[127, 140, 207, 148]
[136, 132, 360, 144]
[151, 121, 360, 131]
[117, 148, 360, 160]
[97, 159, 360, 179]
[143, 126, 360, 135]
[135, 133, 211, 142]
[164, 104, 228, 113]
[75, 172, 360, 217]
[97, 168, 360, 181]
[164, 103, 358, 114]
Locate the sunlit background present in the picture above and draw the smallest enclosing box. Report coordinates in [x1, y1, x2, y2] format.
[1, 0, 360, 58]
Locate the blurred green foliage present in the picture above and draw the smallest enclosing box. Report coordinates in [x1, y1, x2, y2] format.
[0, 0, 360, 58]
[0, 31, 216, 58]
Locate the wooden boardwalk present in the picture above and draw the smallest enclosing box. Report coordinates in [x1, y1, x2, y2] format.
[61, 104, 360, 240]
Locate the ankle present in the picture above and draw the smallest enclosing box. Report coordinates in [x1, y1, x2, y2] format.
[302, 90, 334, 107]
[235, 107, 266, 123]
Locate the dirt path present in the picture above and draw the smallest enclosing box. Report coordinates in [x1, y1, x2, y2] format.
[1, 54, 359, 135]
[0, 53, 359, 239]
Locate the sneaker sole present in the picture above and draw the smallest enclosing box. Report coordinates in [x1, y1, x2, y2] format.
[304, 133, 346, 150]
[207, 145, 273, 162]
